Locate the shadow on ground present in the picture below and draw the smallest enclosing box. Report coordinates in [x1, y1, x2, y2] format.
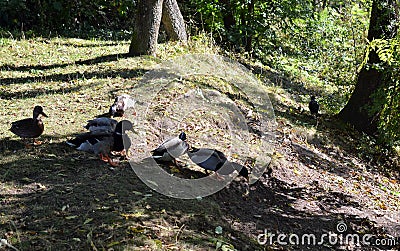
[0, 50, 399, 250]
[1, 134, 397, 250]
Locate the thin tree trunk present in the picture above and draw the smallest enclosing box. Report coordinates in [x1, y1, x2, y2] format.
[220, 0, 236, 31]
[161, 0, 187, 42]
[244, 0, 254, 52]
[129, 0, 164, 56]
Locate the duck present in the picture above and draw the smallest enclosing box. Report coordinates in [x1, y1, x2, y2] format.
[84, 117, 118, 133]
[109, 94, 136, 117]
[152, 132, 189, 163]
[66, 120, 133, 166]
[111, 120, 133, 156]
[10, 106, 48, 145]
[187, 147, 249, 180]
[308, 95, 319, 117]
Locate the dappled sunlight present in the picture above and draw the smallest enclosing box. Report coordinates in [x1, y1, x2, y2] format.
[0, 37, 399, 250]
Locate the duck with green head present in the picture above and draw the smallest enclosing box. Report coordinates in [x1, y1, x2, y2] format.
[10, 106, 48, 145]
[151, 132, 189, 164]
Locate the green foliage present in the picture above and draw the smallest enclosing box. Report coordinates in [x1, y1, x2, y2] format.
[367, 38, 400, 145]
[184, 1, 370, 114]
[0, 0, 136, 37]
[186, 0, 315, 50]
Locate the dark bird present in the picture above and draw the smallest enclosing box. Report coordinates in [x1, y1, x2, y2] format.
[10, 106, 48, 145]
[109, 94, 135, 117]
[112, 120, 133, 156]
[152, 132, 189, 163]
[67, 120, 133, 166]
[84, 117, 118, 133]
[308, 95, 319, 117]
[187, 148, 249, 180]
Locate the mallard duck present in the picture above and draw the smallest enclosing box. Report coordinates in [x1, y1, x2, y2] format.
[109, 94, 135, 117]
[10, 106, 48, 145]
[152, 132, 189, 162]
[67, 120, 133, 166]
[84, 117, 118, 133]
[187, 147, 249, 180]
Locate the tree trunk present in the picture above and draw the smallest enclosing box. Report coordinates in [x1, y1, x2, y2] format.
[220, 0, 236, 31]
[161, 0, 187, 42]
[129, 0, 163, 56]
[338, 0, 398, 135]
[129, 0, 188, 56]
[244, 0, 254, 52]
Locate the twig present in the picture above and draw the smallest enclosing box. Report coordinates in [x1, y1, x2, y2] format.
[175, 224, 185, 244]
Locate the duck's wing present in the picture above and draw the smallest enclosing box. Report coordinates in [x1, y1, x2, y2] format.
[152, 137, 188, 160]
[88, 117, 118, 125]
[96, 112, 112, 118]
[188, 148, 227, 171]
[10, 118, 43, 138]
[190, 148, 227, 161]
[190, 155, 222, 172]
[152, 137, 176, 153]
[154, 137, 186, 152]
[66, 131, 111, 150]
[85, 118, 118, 132]
[151, 142, 170, 158]
[93, 136, 114, 155]
[214, 149, 227, 161]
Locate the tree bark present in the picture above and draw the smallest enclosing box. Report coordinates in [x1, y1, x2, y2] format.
[161, 0, 187, 42]
[129, 0, 164, 56]
[338, 0, 398, 135]
[129, 0, 188, 56]
[220, 0, 236, 31]
[244, 0, 254, 52]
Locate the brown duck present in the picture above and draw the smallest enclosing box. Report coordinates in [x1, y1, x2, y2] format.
[10, 106, 48, 144]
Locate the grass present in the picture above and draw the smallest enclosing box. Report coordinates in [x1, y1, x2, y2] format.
[1, 35, 399, 251]
[0, 36, 248, 250]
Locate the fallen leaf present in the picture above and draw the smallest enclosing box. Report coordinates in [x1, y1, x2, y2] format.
[132, 190, 143, 195]
[273, 151, 284, 159]
[65, 215, 78, 220]
[378, 202, 387, 210]
[107, 241, 121, 247]
[21, 177, 34, 183]
[84, 218, 93, 224]
[128, 226, 144, 233]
